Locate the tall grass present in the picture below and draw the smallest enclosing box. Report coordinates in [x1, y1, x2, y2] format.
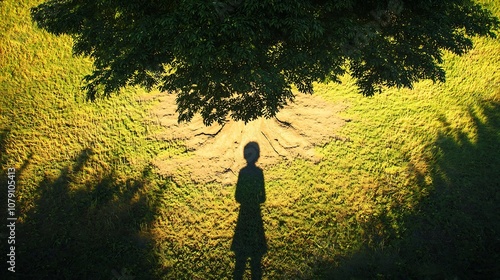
[1, 0, 499, 279]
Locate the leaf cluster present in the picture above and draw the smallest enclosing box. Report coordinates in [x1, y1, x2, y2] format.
[31, 0, 499, 124]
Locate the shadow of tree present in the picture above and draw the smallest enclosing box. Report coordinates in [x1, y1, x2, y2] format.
[315, 101, 500, 279]
[10, 148, 166, 279]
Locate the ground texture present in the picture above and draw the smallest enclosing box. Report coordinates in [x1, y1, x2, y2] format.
[151, 93, 348, 184]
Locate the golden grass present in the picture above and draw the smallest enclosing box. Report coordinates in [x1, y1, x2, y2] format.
[1, 0, 499, 278]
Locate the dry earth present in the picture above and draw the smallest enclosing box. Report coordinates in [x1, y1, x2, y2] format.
[149, 93, 349, 184]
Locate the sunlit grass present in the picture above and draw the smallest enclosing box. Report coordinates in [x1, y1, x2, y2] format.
[1, 0, 499, 279]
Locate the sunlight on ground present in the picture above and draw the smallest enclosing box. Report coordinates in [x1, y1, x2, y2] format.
[150, 93, 349, 184]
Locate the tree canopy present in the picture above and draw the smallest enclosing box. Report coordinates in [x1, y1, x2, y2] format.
[31, 0, 499, 125]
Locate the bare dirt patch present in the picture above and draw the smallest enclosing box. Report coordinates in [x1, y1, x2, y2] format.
[149, 93, 349, 184]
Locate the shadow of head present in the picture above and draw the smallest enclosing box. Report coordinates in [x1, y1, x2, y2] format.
[243, 142, 260, 164]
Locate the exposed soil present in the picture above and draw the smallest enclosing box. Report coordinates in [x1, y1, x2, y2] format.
[149, 93, 349, 184]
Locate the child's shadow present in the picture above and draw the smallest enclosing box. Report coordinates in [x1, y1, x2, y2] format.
[231, 142, 267, 280]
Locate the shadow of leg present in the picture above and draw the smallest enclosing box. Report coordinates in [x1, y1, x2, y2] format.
[233, 254, 246, 280]
[250, 255, 263, 280]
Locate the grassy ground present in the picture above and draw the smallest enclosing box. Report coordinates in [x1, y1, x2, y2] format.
[1, 0, 499, 279]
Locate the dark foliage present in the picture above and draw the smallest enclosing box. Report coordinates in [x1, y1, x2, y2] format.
[31, 0, 499, 124]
